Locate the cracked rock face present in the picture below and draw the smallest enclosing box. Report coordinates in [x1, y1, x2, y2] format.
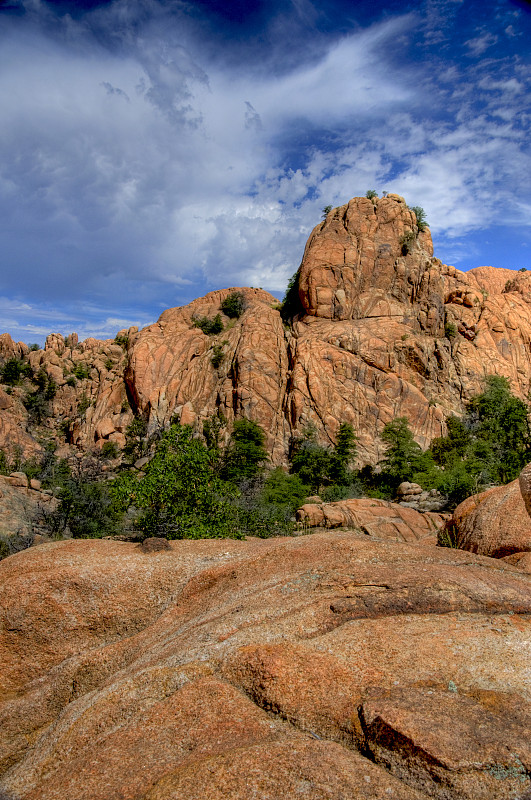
[0, 533, 530, 800]
[3, 196, 531, 467]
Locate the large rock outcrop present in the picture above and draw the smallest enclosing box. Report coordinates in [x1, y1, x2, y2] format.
[0, 533, 530, 799]
[444, 461, 531, 569]
[2, 195, 531, 465]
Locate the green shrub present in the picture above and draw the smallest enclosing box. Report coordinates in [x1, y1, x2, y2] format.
[445, 322, 458, 339]
[113, 423, 244, 539]
[365, 189, 378, 200]
[211, 345, 225, 369]
[123, 417, 149, 463]
[66, 375, 77, 387]
[1, 358, 32, 385]
[28, 343, 40, 351]
[280, 269, 304, 322]
[193, 314, 224, 335]
[260, 468, 308, 511]
[23, 368, 57, 424]
[73, 363, 89, 380]
[380, 417, 435, 489]
[220, 292, 245, 319]
[114, 333, 129, 349]
[101, 441, 120, 459]
[290, 429, 332, 494]
[400, 230, 416, 255]
[322, 205, 333, 218]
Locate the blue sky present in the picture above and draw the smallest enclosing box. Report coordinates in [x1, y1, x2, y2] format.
[1, 0, 530, 344]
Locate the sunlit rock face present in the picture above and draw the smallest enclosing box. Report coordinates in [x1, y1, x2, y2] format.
[3, 195, 531, 467]
[0, 533, 530, 800]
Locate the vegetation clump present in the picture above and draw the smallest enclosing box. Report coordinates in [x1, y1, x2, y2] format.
[1, 358, 32, 385]
[23, 368, 57, 424]
[290, 423, 357, 496]
[444, 321, 458, 339]
[400, 230, 416, 255]
[410, 205, 428, 231]
[114, 424, 243, 540]
[220, 292, 245, 319]
[193, 314, 224, 335]
[210, 345, 225, 369]
[280, 269, 304, 322]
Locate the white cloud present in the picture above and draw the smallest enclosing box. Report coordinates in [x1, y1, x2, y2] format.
[0, 0, 530, 342]
[465, 32, 498, 55]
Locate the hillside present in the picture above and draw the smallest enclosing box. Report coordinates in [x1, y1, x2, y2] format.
[2, 193, 531, 468]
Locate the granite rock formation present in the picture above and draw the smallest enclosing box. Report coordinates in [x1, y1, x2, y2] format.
[295, 496, 448, 541]
[2, 194, 531, 468]
[0, 532, 530, 799]
[443, 461, 531, 569]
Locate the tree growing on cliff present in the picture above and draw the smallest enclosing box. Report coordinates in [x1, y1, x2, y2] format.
[411, 206, 428, 231]
[280, 269, 303, 321]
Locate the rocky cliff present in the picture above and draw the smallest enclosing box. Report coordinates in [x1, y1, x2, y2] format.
[2, 193, 531, 465]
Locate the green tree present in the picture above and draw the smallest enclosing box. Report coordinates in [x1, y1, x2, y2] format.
[380, 418, 434, 487]
[410, 206, 428, 231]
[322, 205, 333, 218]
[329, 422, 357, 485]
[280, 269, 303, 321]
[221, 419, 268, 483]
[193, 314, 224, 335]
[290, 427, 333, 494]
[1, 358, 32, 385]
[365, 189, 378, 200]
[114, 424, 243, 539]
[123, 417, 148, 463]
[430, 416, 471, 467]
[23, 368, 57, 424]
[466, 375, 530, 483]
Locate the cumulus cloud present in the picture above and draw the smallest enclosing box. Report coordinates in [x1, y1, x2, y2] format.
[0, 0, 530, 341]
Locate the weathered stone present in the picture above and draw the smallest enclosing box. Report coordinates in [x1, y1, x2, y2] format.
[4, 196, 531, 468]
[446, 476, 531, 557]
[140, 537, 172, 553]
[296, 497, 447, 541]
[360, 687, 530, 799]
[0, 533, 529, 800]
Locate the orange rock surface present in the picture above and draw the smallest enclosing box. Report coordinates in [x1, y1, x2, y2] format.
[3, 196, 531, 466]
[0, 533, 530, 799]
[443, 461, 531, 570]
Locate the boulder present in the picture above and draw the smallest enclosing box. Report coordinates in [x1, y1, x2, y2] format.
[445, 472, 531, 558]
[296, 497, 447, 542]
